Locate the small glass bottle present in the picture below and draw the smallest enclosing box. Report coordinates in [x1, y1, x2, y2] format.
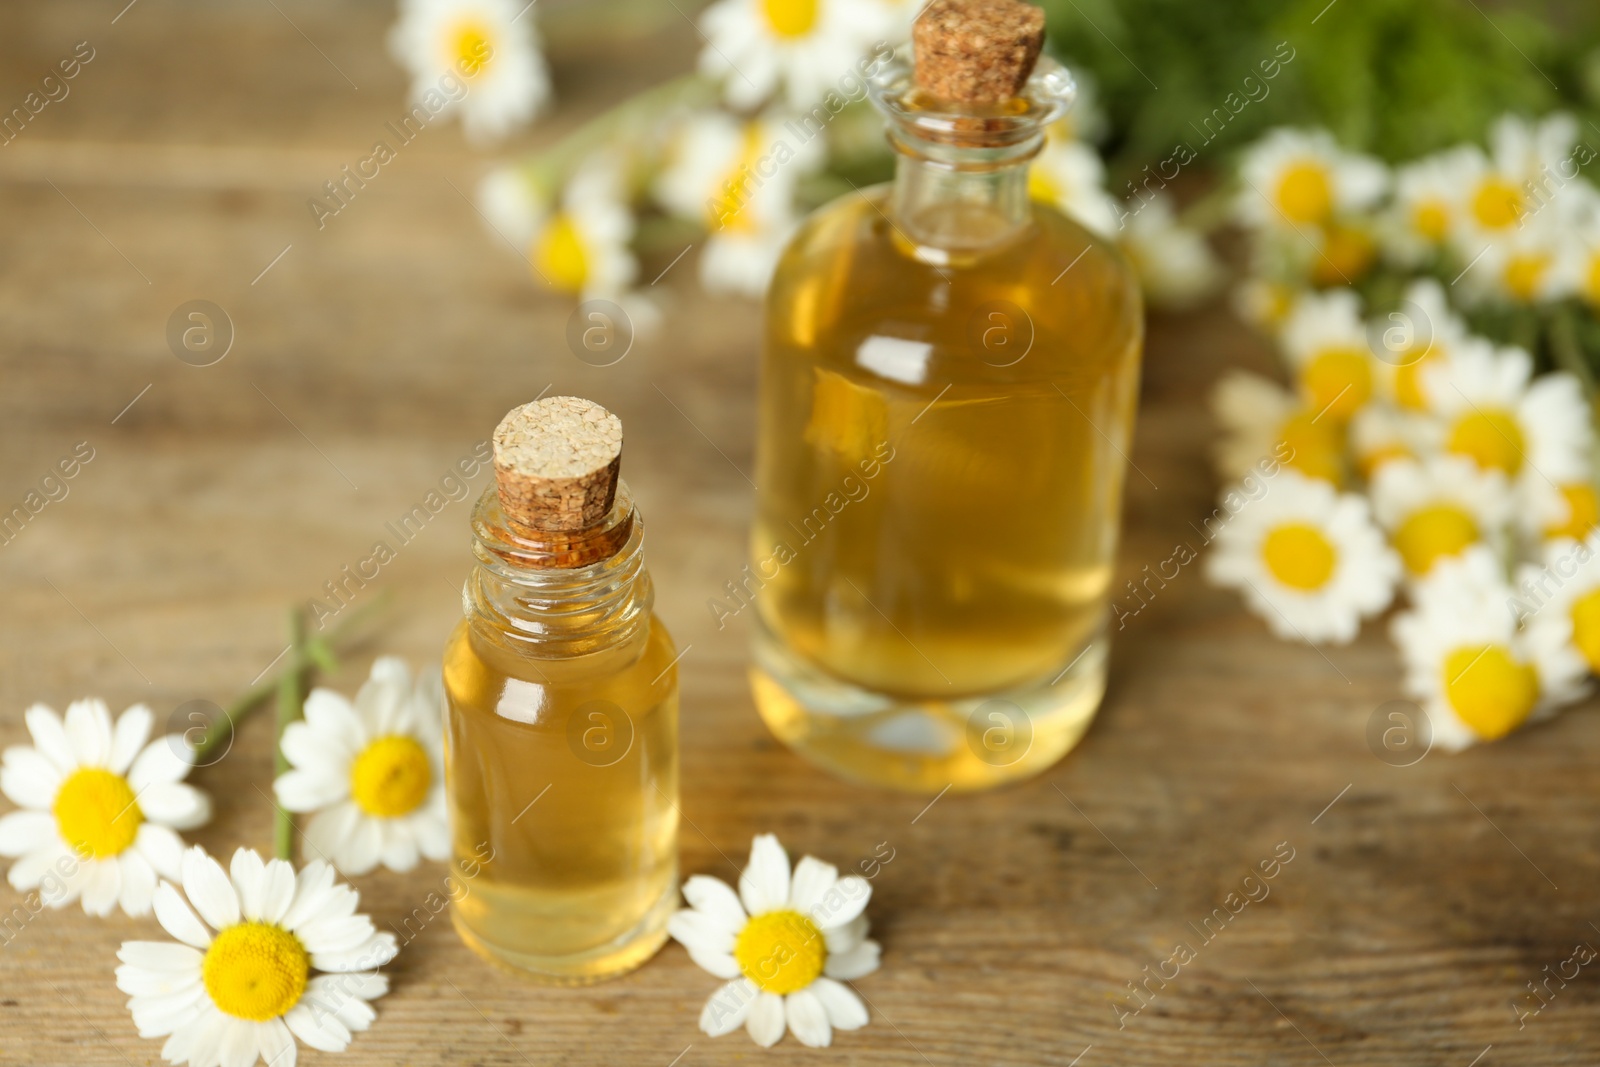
[748, 1, 1144, 793]
[443, 396, 679, 982]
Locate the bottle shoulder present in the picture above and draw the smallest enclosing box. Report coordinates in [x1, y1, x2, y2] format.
[766, 186, 1142, 384]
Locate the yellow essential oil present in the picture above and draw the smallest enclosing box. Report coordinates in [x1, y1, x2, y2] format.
[444, 397, 679, 981]
[748, 51, 1144, 792]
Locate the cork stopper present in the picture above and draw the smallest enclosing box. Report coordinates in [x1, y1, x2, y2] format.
[913, 0, 1046, 105]
[493, 396, 623, 536]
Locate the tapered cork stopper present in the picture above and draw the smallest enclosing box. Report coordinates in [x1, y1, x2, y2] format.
[493, 396, 623, 536]
[913, 0, 1046, 104]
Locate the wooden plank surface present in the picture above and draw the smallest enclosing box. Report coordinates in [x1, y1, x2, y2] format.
[1, 2, 1598, 1064]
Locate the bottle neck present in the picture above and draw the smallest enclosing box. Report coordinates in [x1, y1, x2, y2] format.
[889, 148, 1035, 255]
[464, 482, 653, 657]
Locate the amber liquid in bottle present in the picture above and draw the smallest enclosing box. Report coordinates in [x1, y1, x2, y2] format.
[444, 482, 679, 982]
[749, 62, 1143, 793]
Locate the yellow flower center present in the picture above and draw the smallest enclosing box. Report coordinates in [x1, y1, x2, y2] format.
[1301, 346, 1372, 422]
[1310, 224, 1376, 287]
[1356, 443, 1410, 480]
[1545, 483, 1600, 541]
[452, 23, 493, 76]
[1569, 589, 1600, 673]
[1277, 411, 1345, 484]
[203, 922, 310, 1022]
[707, 125, 769, 233]
[761, 0, 818, 38]
[1442, 644, 1537, 740]
[1392, 503, 1478, 576]
[1392, 347, 1440, 410]
[1502, 252, 1551, 302]
[1261, 522, 1338, 591]
[53, 768, 141, 859]
[1471, 177, 1524, 231]
[1412, 200, 1449, 242]
[1028, 165, 1064, 206]
[1274, 161, 1333, 225]
[1447, 409, 1524, 474]
[350, 736, 432, 818]
[532, 214, 589, 293]
[1584, 252, 1600, 307]
[734, 910, 827, 995]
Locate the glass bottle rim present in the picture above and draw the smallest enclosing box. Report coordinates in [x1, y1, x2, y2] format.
[867, 53, 1077, 151]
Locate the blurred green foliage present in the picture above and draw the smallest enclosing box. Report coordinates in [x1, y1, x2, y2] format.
[1040, 0, 1599, 174]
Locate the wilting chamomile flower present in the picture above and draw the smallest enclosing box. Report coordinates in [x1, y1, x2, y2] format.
[1279, 289, 1376, 423]
[696, 0, 888, 110]
[1518, 533, 1600, 673]
[388, 0, 551, 143]
[1206, 469, 1400, 645]
[1235, 127, 1387, 233]
[1418, 345, 1591, 488]
[1029, 137, 1119, 237]
[1118, 192, 1221, 308]
[273, 658, 448, 877]
[1369, 455, 1513, 579]
[1392, 547, 1587, 750]
[1210, 370, 1342, 485]
[116, 846, 398, 1067]
[654, 111, 823, 297]
[0, 700, 209, 918]
[669, 834, 878, 1048]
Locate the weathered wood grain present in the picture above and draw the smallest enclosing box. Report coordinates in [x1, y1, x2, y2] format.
[1, 2, 1598, 1064]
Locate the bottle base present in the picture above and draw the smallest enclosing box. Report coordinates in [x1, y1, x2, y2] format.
[750, 617, 1107, 794]
[450, 872, 679, 985]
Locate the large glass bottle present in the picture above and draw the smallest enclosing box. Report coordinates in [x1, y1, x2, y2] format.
[444, 399, 679, 981]
[748, 56, 1143, 793]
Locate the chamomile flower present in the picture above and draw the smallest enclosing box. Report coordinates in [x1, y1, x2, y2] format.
[1210, 370, 1343, 485]
[1464, 218, 1566, 306]
[1236, 128, 1387, 233]
[388, 0, 551, 143]
[1348, 404, 1421, 479]
[1118, 191, 1220, 308]
[0, 700, 209, 918]
[1232, 279, 1303, 336]
[273, 658, 448, 877]
[116, 846, 398, 1067]
[1369, 279, 1470, 410]
[1418, 345, 1591, 486]
[1370, 455, 1513, 579]
[1519, 533, 1600, 673]
[1553, 188, 1600, 310]
[1382, 147, 1474, 264]
[1392, 547, 1587, 749]
[1451, 113, 1577, 253]
[1206, 469, 1400, 644]
[476, 164, 543, 250]
[1030, 138, 1119, 237]
[669, 834, 878, 1049]
[1522, 472, 1600, 543]
[654, 111, 823, 296]
[530, 156, 640, 301]
[1280, 289, 1376, 423]
[697, 0, 887, 110]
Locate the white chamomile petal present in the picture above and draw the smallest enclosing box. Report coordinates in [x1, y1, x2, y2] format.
[0, 809, 57, 856]
[64, 698, 114, 766]
[109, 704, 154, 775]
[121, 848, 393, 1065]
[677, 834, 878, 1047]
[275, 659, 449, 877]
[24, 704, 77, 774]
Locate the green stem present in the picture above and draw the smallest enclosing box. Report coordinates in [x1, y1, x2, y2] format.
[188, 593, 391, 765]
[506, 72, 716, 194]
[274, 610, 307, 862]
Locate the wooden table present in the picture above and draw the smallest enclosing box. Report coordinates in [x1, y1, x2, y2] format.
[2, 2, 1598, 1063]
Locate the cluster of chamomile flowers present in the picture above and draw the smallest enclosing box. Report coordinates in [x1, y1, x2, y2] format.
[456, 0, 1218, 321]
[1207, 144, 1600, 750]
[1233, 114, 1600, 325]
